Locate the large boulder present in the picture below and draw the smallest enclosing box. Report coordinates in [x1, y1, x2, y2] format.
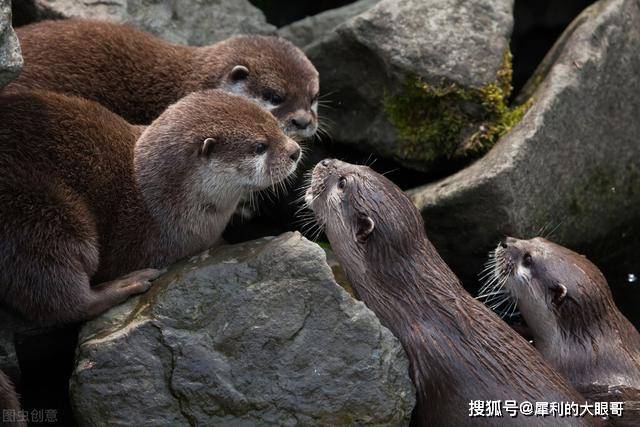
[305, 0, 517, 170]
[409, 0, 640, 285]
[0, 0, 22, 86]
[70, 233, 414, 426]
[15, 0, 275, 45]
[277, 0, 381, 49]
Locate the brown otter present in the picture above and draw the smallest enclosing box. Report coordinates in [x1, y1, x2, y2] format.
[305, 159, 598, 426]
[9, 19, 319, 138]
[486, 237, 640, 397]
[0, 370, 23, 427]
[0, 89, 300, 324]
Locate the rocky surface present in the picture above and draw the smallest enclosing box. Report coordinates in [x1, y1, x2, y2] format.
[409, 0, 640, 285]
[277, 0, 380, 49]
[70, 233, 414, 426]
[17, 0, 275, 45]
[0, 0, 22, 87]
[305, 0, 516, 170]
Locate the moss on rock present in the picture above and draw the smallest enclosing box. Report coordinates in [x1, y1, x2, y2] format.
[384, 51, 532, 165]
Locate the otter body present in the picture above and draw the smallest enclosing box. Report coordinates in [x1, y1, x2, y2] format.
[10, 20, 319, 138]
[491, 238, 640, 396]
[306, 160, 597, 426]
[0, 89, 300, 324]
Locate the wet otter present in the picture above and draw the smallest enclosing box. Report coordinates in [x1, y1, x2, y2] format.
[0, 370, 23, 427]
[305, 159, 597, 426]
[10, 19, 319, 138]
[0, 89, 301, 325]
[486, 237, 640, 396]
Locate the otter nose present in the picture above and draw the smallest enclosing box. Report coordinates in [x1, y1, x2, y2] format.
[290, 147, 301, 162]
[291, 115, 312, 130]
[320, 159, 332, 167]
[500, 240, 508, 249]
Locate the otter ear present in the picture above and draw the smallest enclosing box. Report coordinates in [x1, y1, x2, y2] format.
[199, 137, 216, 157]
[550, 282, 567, 306]
[229, 65, 249, 82]
[356, 215, 375, 243]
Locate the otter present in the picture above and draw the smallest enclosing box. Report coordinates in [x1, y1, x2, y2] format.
[485, 237, 640, 397]
[9, 19, 319, 138]
[0, 370, 23, 427]
[0, 89, 301, 324]
[305, 159, 599, 426]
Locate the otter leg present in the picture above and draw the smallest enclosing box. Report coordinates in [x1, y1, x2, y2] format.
[0, 369, 24, 427]
[85, 268, 163, 318]
[0, 177, 160, 324]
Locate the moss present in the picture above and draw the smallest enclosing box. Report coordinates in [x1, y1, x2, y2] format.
[384, 51, 532, 164]
[316, 241, 332, 251]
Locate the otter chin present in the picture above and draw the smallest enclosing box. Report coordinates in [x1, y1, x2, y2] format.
[306, 159, 597, 426]
[485, 237, 640, 397]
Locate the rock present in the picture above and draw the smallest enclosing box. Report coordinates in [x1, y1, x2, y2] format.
[305, 0, 516, 170]
[70, 233, 414, 426]
[0, 0, 22, 87]
[409, 0, 640, 286]
[18, 0, 276, 46]
[277, 0, 380, 49]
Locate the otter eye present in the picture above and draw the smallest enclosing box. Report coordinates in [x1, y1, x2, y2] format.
[337, 176, 347, 190]
[263, 91, 284, 106]
[523, 253, 533, 267]
[255, 143, 268, 154]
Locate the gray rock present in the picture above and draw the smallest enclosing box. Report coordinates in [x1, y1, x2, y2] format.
[0, 0, 22, 87]
[70, 233, 414, 426]
[277, 0, 380, 49]
[305, 0, 515, 170]
[25, 0, 276, 45]
[409, 0, 640, 284]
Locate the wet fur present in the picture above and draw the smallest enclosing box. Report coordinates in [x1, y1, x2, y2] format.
[306, 160, 598, 426]
[10, 19, 319, 132]
[0, 89, 299, 324]
[492, 238, 640, 394]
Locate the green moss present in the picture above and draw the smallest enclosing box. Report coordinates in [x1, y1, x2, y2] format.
[316, 241, 332, 251]
[384, 51, 532, 164]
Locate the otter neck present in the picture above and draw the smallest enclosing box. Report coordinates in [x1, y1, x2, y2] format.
[133, 128, 243, 263]
[182, 45, 230, 95]
[131, 43, 199, 120]
[343, 238, 474, 387]
[534, 299, 640, 388]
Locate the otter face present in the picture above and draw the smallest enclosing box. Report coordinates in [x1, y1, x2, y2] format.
[135, 90, 301, 213]
[197, 120, 301, 194]
[484, 236, 609, 334]
[305, 159, 425, 264]
[212, 36, 320, 140]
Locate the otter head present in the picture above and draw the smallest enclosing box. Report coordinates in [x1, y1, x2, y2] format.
[489, 237, 613, 337]
[196, 36, 319, 140]
[134, 89, 301, 217]
[305, 159, 427, 273]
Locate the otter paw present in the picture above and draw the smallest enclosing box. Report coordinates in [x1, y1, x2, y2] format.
[117, 268, 164, 294]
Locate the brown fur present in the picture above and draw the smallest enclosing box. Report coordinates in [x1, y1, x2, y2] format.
[306, 160, 599, 426]
[9, 19, 319, 137]
[0, 370, 23, 427]
[0, 89, 300, 325]
[494, 237, 640, 394]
